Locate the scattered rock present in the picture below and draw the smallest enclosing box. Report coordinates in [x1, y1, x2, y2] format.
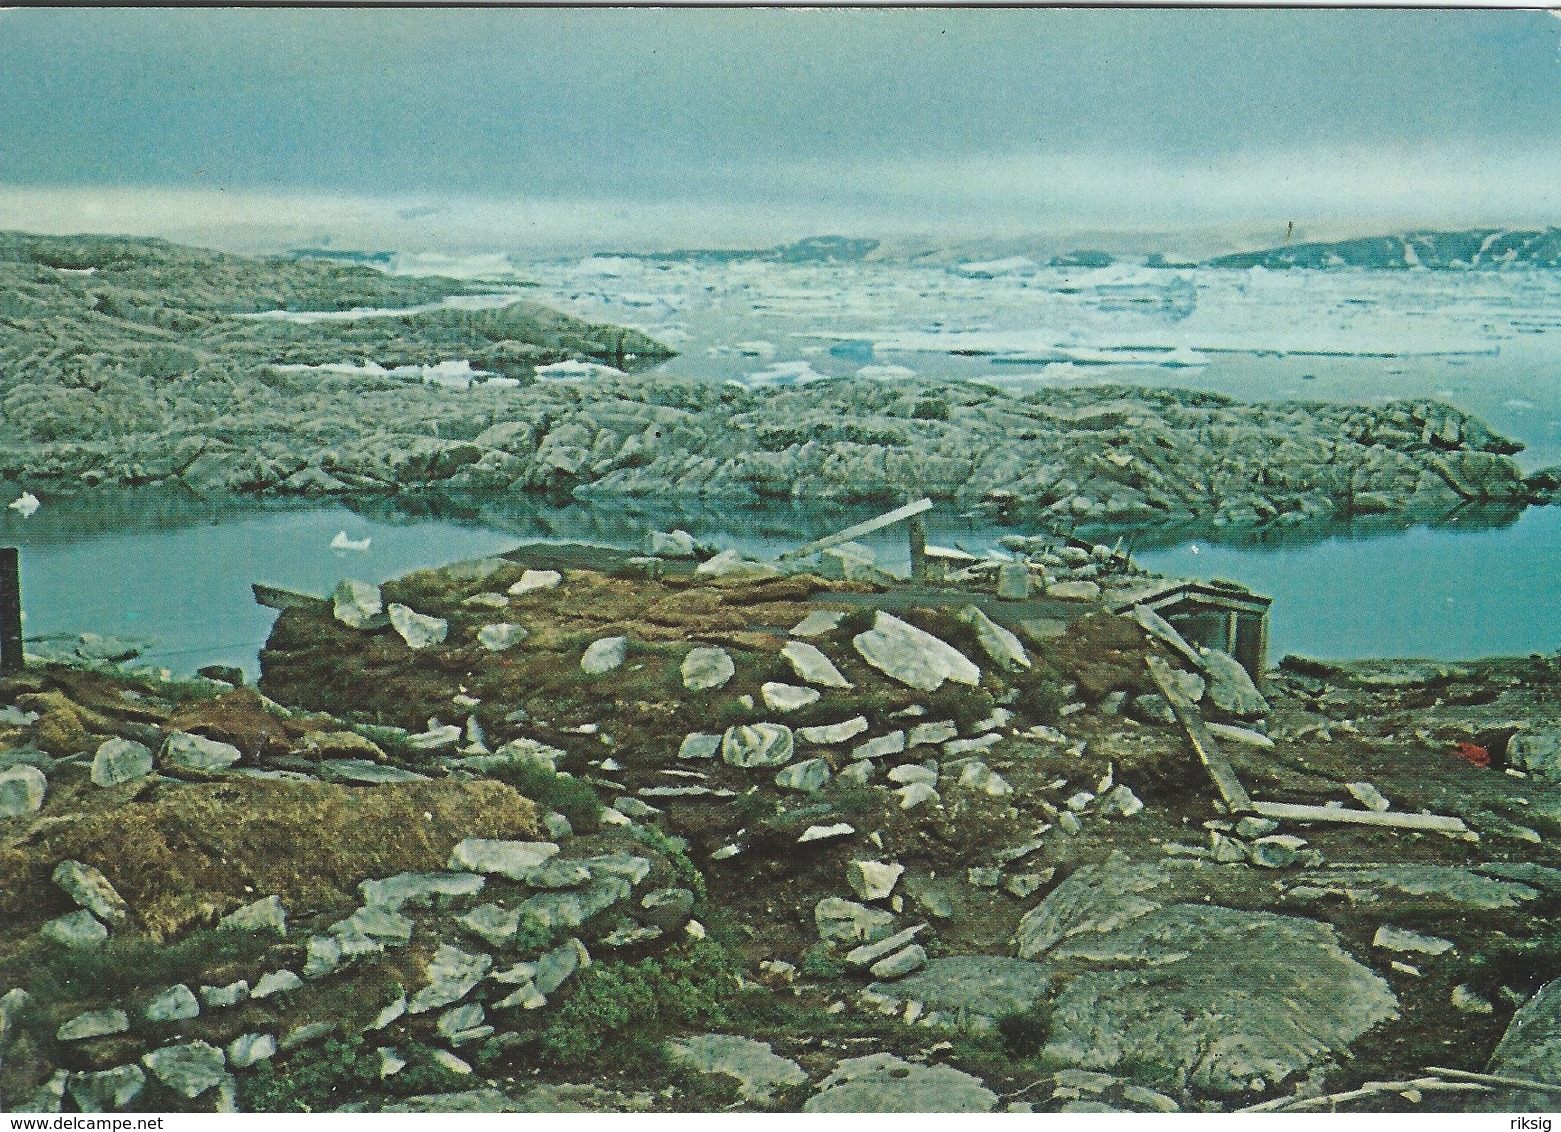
[1202, 649, 1270, 719]
[251, 970, 303, 999]
[91, 738, 154, 787]
[388, 603, 448, 651]
[954, 605, 1031, 670]
[219, 895, 287, 936]
[1048, 580, 1101, 602]
[42, 910, 108, 949]
[58, 1008, 129, 1042]
[852, 611, 981, 692]
[1250, 835, 1309, 869]
[144, 984, 200, 1023]
[227, 1033, 277, 1070]
[0, 763, 47, 817]
[408, 944, 493, 1014]
[160, 731, 242, 774]
[67, 1065, 146, 1113]
[677, 732, 721, 760]
[509, 569, 563, 596]
[815, 896, 895, 944]
[449, 838, 560, 879]
[1373, 924, 1455, 955]
[907, 720, 959, 747]
[53, 859, 129, 924]
[847, 860, 905, 901]
[853, 731, 906, 760]
[722, 722, 795, 768]
[581, 636, 628, 675]
[360, 872, 485, 909]
[332, 579, 384, 629]
[791, 610, 845, 637]
[141, 1041, 228, 1099]
[798, 716, 869, 745]
[681, 646, 735, 691]
[780, 640, 852, 688]
[1452, 984, 1495, 1015]
[761, 682, 820, 713]
[775, 758, 831, 793]
[667, 1034, 807, 1104]
[201, 981, 249, 1009]
[866, 956, 1051, 1029]
[846, 924, 928, 969]
[477, 623, 528, 651]
[869, 944, 927, 979]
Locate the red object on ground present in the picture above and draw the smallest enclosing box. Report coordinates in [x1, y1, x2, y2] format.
[1453, 741, 1490, 768]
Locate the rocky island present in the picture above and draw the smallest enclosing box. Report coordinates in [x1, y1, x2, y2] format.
[0, 232, 1554, 538]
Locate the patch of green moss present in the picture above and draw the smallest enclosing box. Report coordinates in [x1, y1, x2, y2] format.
[485, 761, 603, 831]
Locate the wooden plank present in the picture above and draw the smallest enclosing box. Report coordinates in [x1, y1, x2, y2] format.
[778, 498, 933, 560]
[1145, 654, 1252, 811]
[1248, 801, 1469, 835]
[1425, 1066, 1561, 1097]
[252, 582, 326, 611]
[1130, 603, 1205, 669]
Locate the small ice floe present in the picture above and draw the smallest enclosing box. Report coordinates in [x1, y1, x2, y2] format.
[735, 340, 777, 358]
[8, 492, 39, 518]
[331, 531, 372, 552]
[534, 359, 629, 381]
[742, 361, 828, 389]
[857, 364, 917, 380]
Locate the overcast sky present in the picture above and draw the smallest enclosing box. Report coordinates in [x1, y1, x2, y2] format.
[2, 8, 1559, 252]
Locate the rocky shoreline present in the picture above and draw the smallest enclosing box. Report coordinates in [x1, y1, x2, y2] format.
[2, 542, 1559, 1113]
[5, 377, 1555, 535]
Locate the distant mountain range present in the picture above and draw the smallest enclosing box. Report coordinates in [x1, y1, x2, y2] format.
[603, 235, 881, 265]
[1208, 228, 1561, 271]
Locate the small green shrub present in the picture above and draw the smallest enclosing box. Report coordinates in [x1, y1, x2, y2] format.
[632, 826, 708, 902]
[238, 1037, 469, 1112]
[30, 926, 275, 1001]
[800, 943, 846, 979]
[537, 940, 741, 1066]
[487, 760, 603, 831]
[912, 398, 951, 421]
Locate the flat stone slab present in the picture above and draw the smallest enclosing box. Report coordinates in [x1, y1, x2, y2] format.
[449, 838, 560, 879]
[141, 1041, 228, 1099]
[581, 636, 628, 675]
[1014, 853, 1170, 959]
[852, 612, 980, 693]
[0, 764, 49, 817]
[1284, 865, 1540, 911]
[864, 956, 1052, 1030]
[1039, 904, 1399, 1094]
[388, 603, 448, 650]
[681, 646, 736, 691]
[804, 1053, 997, 1113]
[91, 738, 154, 788]
[781, 640, 852, 688]
[667, 1034, 807, 1103]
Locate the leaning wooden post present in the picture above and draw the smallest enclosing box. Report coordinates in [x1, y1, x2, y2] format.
[907, 514, 928, 581]
[0, 548, 22, 675]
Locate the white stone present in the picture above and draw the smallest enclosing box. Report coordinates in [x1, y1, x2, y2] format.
[251, 970, 303, 999]
[42, 910, 107, 948]
[91, 738, 153, 788]
[897, 783, 940, 810]
[1048, 580, 1101, 602]
[798, 823, 855, 843]
[791, 610, 844, 637]
[646, 529, 698, 558]
[1208, 722, 1276, 749]
[815, 896, 895, 943]
[908, 720, 959, 747]
[761, 682, 820, 712]
[67, 1065, 145, 1113]
[681, 646, 735, 691]
[1347, 782, 1391, 813]
[954, 605, 1031, 670]
[852, 730, 906, 760]
[388, 604, 448, 650]
[1373, 924, 1455, 955]
[58, 1008, 128, 1042]
[0, 764, 47, 816]
[888, 764, 937, 786]
[200, 981, 249, 1009]
[53, 860, 128, 924]
[780, 640, 852, 688]
[581, 635, 628, 675]
[227, 1033, 277, 1069]
[476, 623, 528, 651]
[775, 758, 831, 793]
[797, 716, 869, 745]
[852, 611, 980, 692]
[721, 722, 795, 768]
[220, 895, 287, 936]
[847, 860, 905, 901]
[462, 591, 509, 609]
[509, 569, 563, 596]
[141, 1042, 227, 1099]
[332, 579, 384, 629]
[161, 732, 241, 774]
[870, 944, 928, 979]
[144, 984, 199, 1023]
[678, 732, 722, 760]
[448, 838, 559, 879]
[958, 762, 1013, 797]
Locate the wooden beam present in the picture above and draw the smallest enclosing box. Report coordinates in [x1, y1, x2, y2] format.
[1145, 654, 1252, 811]
[252, 583, 326, 612]
[1130, 604, 1204, 669]
[1247, 800, 1470, 835]
[1424, 1066, 1561, 1097]
[779, 497, 934, 561]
